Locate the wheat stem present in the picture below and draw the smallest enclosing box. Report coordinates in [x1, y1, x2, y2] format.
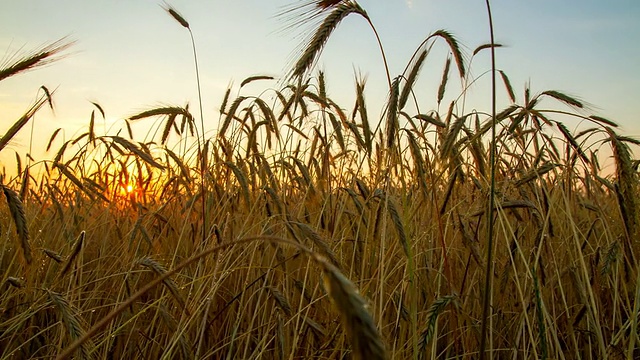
[479, 0, 497, 358]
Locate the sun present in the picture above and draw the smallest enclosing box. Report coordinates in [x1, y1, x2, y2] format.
[126, 184, 134, 193]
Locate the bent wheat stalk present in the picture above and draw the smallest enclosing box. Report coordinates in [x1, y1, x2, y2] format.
[56, 236, 386, 360]
[163, 4, 208, 245]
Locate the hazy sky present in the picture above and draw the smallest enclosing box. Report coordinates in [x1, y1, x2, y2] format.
[1, 0, 639, 166]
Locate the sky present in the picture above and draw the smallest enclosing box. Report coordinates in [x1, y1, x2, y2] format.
[1, 0, 639, 171]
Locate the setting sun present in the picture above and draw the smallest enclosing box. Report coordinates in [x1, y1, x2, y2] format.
[126, 184, 134, 193]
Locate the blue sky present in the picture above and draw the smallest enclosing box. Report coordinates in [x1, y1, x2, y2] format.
[1, 0, 639, 166]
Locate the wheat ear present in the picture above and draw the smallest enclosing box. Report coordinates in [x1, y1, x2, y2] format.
[60, 231, 85, 276]
[47, 290, 94, 360]
[314, 254, 387, 359]
[138, 257, 190, 315]
[2, 185, 31, 264]
[291, 1, 368, 80]
[419, 295, 457, 352]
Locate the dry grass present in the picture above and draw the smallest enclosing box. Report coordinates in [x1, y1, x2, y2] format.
[0, 2, 638, 359]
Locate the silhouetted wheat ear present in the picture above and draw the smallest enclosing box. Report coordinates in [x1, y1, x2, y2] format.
[291, 1, 368, 80]
[383, 193, 410, 258]
[399, 49, 427, 110]
[2, 185, 31, 264]
[54, 162, 85, 191]
[437, 56, 452, 105]
[303, 315, 327, 337]
[6, 276, 24, 288]
[440, 115, 468, 160]
[458, 215, 484, 267]
[109, 136, 165, 170]
[224, 161, 250, 205]
[318, 0, 346, 9]
[541, 90, 583, 109]
[219, 96, 247, 137]
[19, 167, 29, 201]
[293, 221, 340, 267]
[430, 30, 466, 78]
[556, 122, 588, 163]
[607, 127, 638, 266]
[601, 240, 620, 276]
[163, 5, 190, 29]
[158, 303, 192, 358]
[266, 286, 294, 317]
[354, 77, 373, 155]
[43, 249, 64, 263]
[385, 77, 400, 149]
[514, 162, 558, 187]
[138, 257, 189, 313]
[0, 38, 73, 82]
[61, 231, 85, 276]
[47, 290, 94, 360]
[314, 254, 387, 360]
[498, 70, 516, 103]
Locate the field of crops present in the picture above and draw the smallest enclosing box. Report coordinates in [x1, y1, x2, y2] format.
[1, 1, 639, 359]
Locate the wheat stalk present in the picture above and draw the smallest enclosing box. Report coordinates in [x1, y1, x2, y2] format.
[479, 1, 498, 358]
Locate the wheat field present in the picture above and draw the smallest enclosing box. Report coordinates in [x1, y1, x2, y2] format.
[1, 1, 639, 359]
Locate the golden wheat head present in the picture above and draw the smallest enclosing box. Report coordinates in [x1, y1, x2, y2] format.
[2, 185, 31, 264]
[315, 254, 387, 360]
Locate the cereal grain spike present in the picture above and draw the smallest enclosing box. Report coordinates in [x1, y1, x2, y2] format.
[2, 185, 31, 264]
